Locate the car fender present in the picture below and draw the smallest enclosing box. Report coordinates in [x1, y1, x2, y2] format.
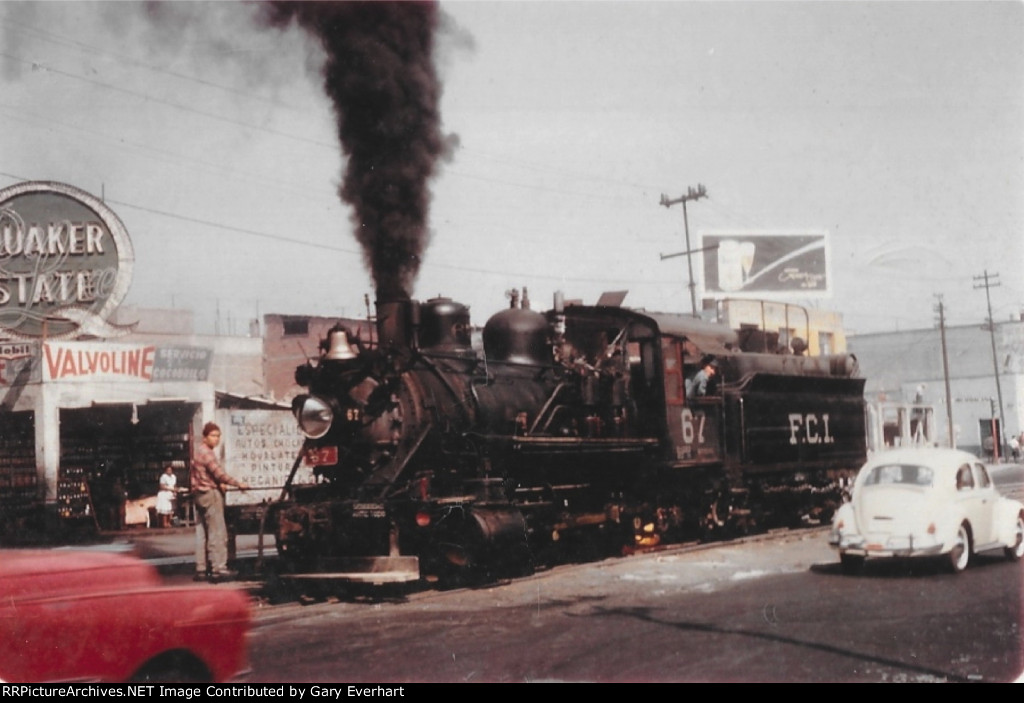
[993, 498, 1024, 548]
[933, 507, 971, 552]
[832, 502, 856, 533]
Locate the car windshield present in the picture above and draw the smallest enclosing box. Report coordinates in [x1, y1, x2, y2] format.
[862, 463, 934, 487]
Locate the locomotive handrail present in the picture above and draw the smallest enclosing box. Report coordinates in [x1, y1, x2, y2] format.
[720, 373, 759, 391]
[279, 444, 310, 501]
[593, 326, 629, 371]
[365, 424, 433, 501]
[468, 375, 490, 416]
[528, 381, 569, 436]
[254, 446, 310, 573]
[415, 351, 476, 424]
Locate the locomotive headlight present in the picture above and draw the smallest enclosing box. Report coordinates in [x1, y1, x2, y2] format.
[294, 394, 334, 439]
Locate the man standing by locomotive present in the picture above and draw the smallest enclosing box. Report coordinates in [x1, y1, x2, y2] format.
[191, 422, 249, 582]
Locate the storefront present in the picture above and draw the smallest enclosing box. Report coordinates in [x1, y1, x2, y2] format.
[0, 339, 215, 538]
[0, 181, 214, 540]
[0, 181, 308, 542]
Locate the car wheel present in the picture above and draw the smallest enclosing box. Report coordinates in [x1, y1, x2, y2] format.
[1005, 513, 1024, 561]
[129, 651, 213, 683]
[840, 553, 865, 575]
[947, 523, 971, 573]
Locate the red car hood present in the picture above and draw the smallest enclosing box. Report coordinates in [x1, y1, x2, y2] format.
[0, 549, 162, 602]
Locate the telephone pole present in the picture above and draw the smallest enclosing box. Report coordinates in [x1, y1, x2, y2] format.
[934, 296, 955, 448]
[660, 184, 708, 317]
[974, 270, 1005, 457]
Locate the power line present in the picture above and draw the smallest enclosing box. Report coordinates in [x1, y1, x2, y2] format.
[0, 104, 338, 204]
[0, 50, 336, 149]
[0, 170, 685, 288]
[0, 18, 787, 223]
[0, 16, 304, 114]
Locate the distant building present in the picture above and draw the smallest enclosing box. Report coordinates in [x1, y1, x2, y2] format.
[0, 306, 272, 536]
[848, 317, 1024, 456]
[710, 298, 848, 355]
[0, 181, 288, 539]
[111, 305, 264, 398]
[263, 313, 374, 402]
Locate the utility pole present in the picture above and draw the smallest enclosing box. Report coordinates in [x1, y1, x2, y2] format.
[974, 270, 1006, 457]
[934, 296, 955, 448]
[659, 184, 708, 317]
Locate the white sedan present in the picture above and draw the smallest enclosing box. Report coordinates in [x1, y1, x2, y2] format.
[829, 447, 1024, 574]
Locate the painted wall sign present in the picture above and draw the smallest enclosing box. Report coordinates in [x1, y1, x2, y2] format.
[35, 342, 213, 384]
[218, 409, 313, 506]
[700, 231, 830, 298]
[43, 341, 155, 382]
[0, 181, 134, 338]
[151, 346, 213, 382]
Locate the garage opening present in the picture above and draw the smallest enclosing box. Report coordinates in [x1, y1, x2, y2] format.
[59, 402, 200, 532]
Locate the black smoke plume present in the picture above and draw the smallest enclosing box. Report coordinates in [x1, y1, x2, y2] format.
[263, 1, 445, 301]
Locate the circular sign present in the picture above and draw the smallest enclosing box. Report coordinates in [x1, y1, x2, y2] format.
[0, 181, 134, 338]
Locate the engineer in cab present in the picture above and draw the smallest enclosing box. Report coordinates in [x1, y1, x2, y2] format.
[685, 356, 719, 399]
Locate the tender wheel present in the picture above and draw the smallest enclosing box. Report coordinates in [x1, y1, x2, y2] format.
[839, 553, 864, 575]
[1005, 513, 1024, 561]
[947, 523, 971, 573]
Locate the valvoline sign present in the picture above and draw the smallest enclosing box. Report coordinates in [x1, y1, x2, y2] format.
[40, 342, 214, 383]
[42, 342, 155, 382]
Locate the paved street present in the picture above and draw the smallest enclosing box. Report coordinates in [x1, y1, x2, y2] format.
[242, 529, 1023, 683]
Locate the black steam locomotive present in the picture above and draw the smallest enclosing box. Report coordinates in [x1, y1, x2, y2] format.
[274, 293, 866, 583]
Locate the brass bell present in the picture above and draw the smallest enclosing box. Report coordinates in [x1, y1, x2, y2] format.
[324, 329, 358, 361]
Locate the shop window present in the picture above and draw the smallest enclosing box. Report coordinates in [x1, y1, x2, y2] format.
[282, 318, 310, 337]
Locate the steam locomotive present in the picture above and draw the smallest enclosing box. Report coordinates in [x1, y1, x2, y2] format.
[273, 292, 866, 583]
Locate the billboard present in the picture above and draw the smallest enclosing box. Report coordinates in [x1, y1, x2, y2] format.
[700, 231, 830, 299]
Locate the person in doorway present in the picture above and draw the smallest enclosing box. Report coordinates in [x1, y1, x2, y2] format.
[191, 422, 249, 582]
[685, 357, 718, 398]
[156, 465, 177, 528]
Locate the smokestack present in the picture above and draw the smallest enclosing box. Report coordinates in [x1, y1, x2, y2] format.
[376, 299, 419, 353]
[264, 2, 445, 301]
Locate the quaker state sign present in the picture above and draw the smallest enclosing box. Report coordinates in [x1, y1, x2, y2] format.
[0, 181, 134, 339]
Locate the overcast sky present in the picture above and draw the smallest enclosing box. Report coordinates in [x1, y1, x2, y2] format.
[1, 1, 1021, 336]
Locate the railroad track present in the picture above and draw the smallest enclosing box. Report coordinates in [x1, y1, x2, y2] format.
[170, 464, 1024, 612]
[241, 523, 831, 612]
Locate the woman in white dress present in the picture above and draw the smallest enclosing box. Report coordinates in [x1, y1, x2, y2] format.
[156, 466, 177, 528]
